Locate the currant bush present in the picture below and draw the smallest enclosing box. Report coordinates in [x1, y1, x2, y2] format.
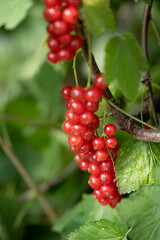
[43, 0, 82, 63]
[62, 73, 121, 208]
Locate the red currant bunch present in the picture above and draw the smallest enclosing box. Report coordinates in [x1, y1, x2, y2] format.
[43, 0, 82, 63]
[62, 73, 121, 208]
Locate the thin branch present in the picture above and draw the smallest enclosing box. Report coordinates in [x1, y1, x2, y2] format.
[141, 2, 158, 126]
[0, 135, 57, 224]
[18, 161, 78, 202]
[81, 31, 160, 142]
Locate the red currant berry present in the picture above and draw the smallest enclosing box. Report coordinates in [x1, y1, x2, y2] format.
[78, 141, 91, 153]
[89, 150, 97, 163]
[78, 151, 91, 160]
[48, 37, 59, 51]
[100, 184, 115, 197]
[62, 120, 73, 134]
[85, 101, 99, 112]
[47, 23, 55, 35]
[70, 86, 85, 102]
[70, 36, 82, 52]
[98, 197, 109, 206]
[82, 128, 94, 141]
[92, 137, 105, 150]
[66, 0, 81, 7]
[72, 124, 87, 135]
[88, 163, 100, 175]
[68, 134, 83, 147]
[104, 124, 117, 137]
[80, 111, 94, 125]
[47, 51, 59, 63]
[65, 110, 79, 124]
[44, 0, 61, 7]
[58, 33, 72, 45]
[43, 7, 61, 22]
[79, 160, 90, 171]
[62, 7, 79, 25]
[94, 73, 107, 90]
[105, 136, 118, 148]
[65, 98, 74, 109]
[87, 114, 99, 129]
[53, 20, 68, 35]
[99, 172, 112, 184]
[99, 160, 113, 172]
[74, 154, 82, 163]
[70, 100, 85, 114]
[96, 149, 109, 161]
[61, 85, 72, 100]
[88, 175, 101, 190]
[85, 86, 102, 103]
[144, 124, 150, 129]
[93, 189, 103, 199]
[58, 47, 73, 61]
[70, 145, 78, 153]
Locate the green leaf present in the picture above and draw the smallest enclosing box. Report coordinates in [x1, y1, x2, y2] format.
[104, 33, 149, 101]
[135, 0, 151, 4]
[68, 219, 127, 240]
[115, 140, 160, 194]
[82, 0, 115, 36]
[54, 194, 128, 236]
[0, 0, 33, 30]
[117, 185, 160, 240]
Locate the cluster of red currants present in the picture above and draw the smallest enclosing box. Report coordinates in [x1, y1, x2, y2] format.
[62, 73, 121, 208]
[43, 0, 82, 63]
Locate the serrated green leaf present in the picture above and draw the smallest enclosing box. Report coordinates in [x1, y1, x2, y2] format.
[115, 140, 160, 194]
[54, 194, 128, 236]
[82, 0, 115, 36]
[104, 33, 149, 101]
[0, 0, 33, 30]
[117, 185, 160, 240]
[68, 219, 127, 240]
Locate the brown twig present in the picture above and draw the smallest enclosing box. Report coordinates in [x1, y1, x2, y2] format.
[141, 2, 158, 126]
[18, 161, 78, 202]
[81, 31, 160, 142]
[0, 135, 57, 224]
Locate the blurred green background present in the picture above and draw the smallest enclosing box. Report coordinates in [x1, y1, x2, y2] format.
[0, 0, 159, 239]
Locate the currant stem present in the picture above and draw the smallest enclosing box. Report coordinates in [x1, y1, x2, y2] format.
[41, 33, 50, 47]
[73, 49, 81, 87]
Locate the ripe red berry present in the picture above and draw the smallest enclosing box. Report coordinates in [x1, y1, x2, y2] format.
[96, 149, 109, 161]
[70, 36, 82, 52]
[43, 7, 61, 22]
[70, 145, 78, 153]
[61, 85, 72, 100]
[78, 141, 91, 153]
[89, 150, 97, 163]
[48, 37, 59, 51]
[85, 86, 102, 103]
[53, 20, 69, 35]
[88, 175, 101, 190]
[104, 124, 117, 137]
[80, 111, 94, 125]
[68, 134, 83, 147]
[88, 163, 100, 175]
[99, 160, 113, 172]
[94, 73, 107, 90]
[66, 0, 81, 7]
[98, 197, 109, 206]
[74, 154, 82, 163]
[87, 114, 99, 129]
[47, 23, 55, 35]
[100, 184, 115, 197]
[105, 136, 118, 148]
[47, 51, 59, 63]
[62, 120, 73, 134]
[58, 47, 73, 61]
[79, 160, 90, 171]
[78, 152, 91, 160]
[65, 110, 79, 124]
[92, 137, 105, 150]
[70, 100, 85, 114]
[144, 124, 150, 129]
[99, 172, 112, 184]
[85, 101, 99, 112]
[82, 128, 94, 141]
[65, 98, 74, 109]
[70, 86, 84, 102]
[44, 0, 62, 7]
[62, 7, 79, 25]
[93, 189, 103, 199]
[58, 33, 72, 45]
[72, 124, 87, 135]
